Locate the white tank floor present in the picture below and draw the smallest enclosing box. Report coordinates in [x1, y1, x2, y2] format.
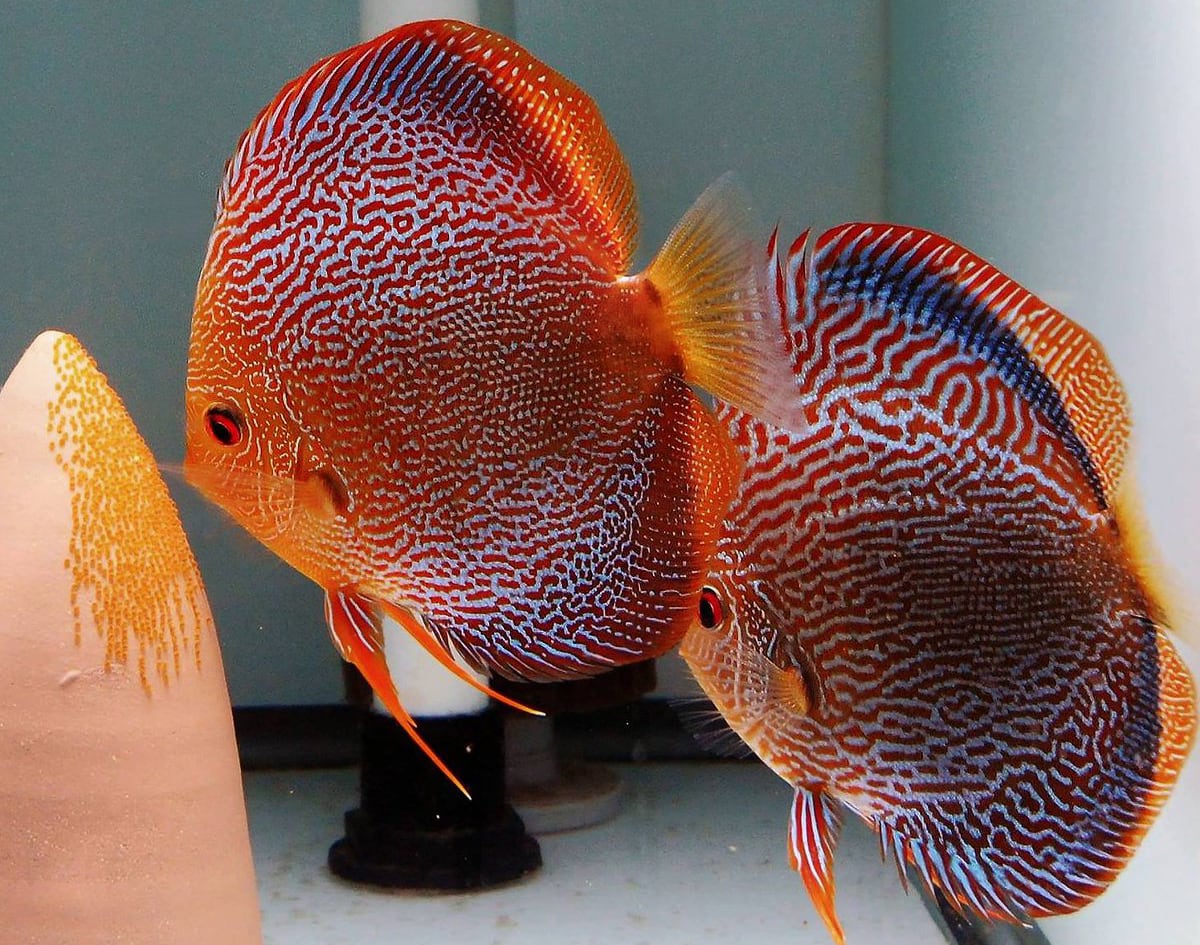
[245, 756, 1200, 945]
[245, 762, 941, 945]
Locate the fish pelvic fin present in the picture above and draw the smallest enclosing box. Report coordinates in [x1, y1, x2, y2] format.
[642, 175, 806, 433]
[323, 590, 471, 799]
[375, 600, 544, 717]
[789, 787, 845, 945]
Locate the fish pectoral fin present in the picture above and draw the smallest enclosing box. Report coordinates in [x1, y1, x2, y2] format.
[766, 651, 817, 718]
[323, 589, 471, 799]
[643, 174, 807, 433]
[374, 600, 544, 718]
[788, 787, 845, 945]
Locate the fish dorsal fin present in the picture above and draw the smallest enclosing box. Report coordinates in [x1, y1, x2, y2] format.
[222, 20, 636, 274]
[789, 788, 845, 945]
[799, 224, 1131, 507]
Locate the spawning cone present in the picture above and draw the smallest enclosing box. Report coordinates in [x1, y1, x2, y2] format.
[0, 331, 262, 945]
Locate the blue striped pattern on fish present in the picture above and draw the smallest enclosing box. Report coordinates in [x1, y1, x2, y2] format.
[814, 227, 1112, 508]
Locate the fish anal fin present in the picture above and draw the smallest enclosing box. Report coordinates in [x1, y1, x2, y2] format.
[642, 175, 806, 434]
[877, 816, 1022, 924]
[789, 788, 845, 945]
[375, 599, 544, 717]
[554, 375, 739, 677]
[323, 590, 471, 798]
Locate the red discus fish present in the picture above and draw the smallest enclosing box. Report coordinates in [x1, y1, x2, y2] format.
[183, 21, 799, 791]
[680, 224, 1197, 942]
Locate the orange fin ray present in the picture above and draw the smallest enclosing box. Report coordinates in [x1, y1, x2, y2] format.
[323, 590, 471, 799]
[644, 174, 806, 434]
[376, 599, 544, 717]
[788, 787, 845, 945]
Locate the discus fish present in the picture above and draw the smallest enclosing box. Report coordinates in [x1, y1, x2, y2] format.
[680, 225, 1197, 942]
[183, 21, 798, 791]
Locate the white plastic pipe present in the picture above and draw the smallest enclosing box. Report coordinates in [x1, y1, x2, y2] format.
[362, 0, 490, 718]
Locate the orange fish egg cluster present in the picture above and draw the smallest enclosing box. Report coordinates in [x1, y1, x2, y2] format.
[48, 335, 208, 693]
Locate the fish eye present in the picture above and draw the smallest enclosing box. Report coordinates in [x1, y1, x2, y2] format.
[204, 404, 245, 447]
[698, 586, 725, 629]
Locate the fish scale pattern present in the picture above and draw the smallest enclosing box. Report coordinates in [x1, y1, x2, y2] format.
[187, 21, 735, 682]
[686, 224, 1195, 924]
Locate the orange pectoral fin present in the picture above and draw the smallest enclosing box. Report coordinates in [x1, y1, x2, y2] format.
[375, 600, 544, 718]
[789, 787, 845, 945]
[323, 590, 471, 799]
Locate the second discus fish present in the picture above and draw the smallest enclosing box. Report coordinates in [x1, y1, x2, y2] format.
[682, 224, 1196, 941]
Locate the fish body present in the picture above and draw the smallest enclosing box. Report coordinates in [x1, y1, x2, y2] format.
[184, 21, 796, 784]
[681, 224, 1197, 941]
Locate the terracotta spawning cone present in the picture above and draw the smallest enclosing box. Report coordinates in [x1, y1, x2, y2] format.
[0, 331, 262, 945]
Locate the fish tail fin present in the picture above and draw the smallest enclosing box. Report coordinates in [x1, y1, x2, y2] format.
[1112, 465, 1196, 645]
[643, 175, 805, 432]
[324, 590, 471, 799]
[789, 787, 845, 945]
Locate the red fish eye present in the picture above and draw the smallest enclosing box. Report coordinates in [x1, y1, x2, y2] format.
[204, 405, 244, 447]
[698, 586, 725, 629]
